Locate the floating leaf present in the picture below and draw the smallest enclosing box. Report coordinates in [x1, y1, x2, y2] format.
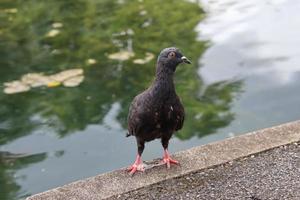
[86, 58, 97, 65]
[141, 20, 152, 28]
[50, 69, 83, 82]
[52, 22, 63, 28]
[133, 52, 155, 64]
[139, 10, 147, 16]
[46, 29, 60, 37]
[3, 68, 84, 94]
[63, 75, 84, 87]
[3, 81, 30, 94]
[21, 73, 52, 87]
[4, 8, 18, 14]
[47, 81, 61, 88]
[108, 51, 135, 61]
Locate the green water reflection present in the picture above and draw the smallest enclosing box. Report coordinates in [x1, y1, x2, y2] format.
[0, 0, 241, 199]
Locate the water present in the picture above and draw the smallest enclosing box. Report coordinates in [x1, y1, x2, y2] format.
[1, 0, 300, 199]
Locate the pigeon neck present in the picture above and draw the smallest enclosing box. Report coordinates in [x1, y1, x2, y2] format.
[152, 63, 175, 96]
[155, 63, 174, 80]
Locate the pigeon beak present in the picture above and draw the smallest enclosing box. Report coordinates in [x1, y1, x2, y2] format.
[181, 56, 191, 64]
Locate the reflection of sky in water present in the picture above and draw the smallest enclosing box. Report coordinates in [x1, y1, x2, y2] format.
[198, 0, 300, 135]
[198, 0, 300, 84]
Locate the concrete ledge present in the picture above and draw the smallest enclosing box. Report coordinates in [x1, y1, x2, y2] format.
[27, 120, 300, 200]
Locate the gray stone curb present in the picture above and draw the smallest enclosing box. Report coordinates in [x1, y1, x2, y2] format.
[27, 120, 300, 200]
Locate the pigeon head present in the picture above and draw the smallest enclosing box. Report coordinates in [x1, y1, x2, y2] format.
[157, 47, 191, 71]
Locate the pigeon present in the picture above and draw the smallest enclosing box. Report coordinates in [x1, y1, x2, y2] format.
[126, 47, 191, 175]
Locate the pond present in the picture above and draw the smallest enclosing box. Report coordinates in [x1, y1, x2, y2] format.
[1, 0, 300, 199]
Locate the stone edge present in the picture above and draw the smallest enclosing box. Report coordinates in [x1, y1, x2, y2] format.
[27, 120, 300, 200]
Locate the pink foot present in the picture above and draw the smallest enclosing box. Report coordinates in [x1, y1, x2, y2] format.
[126, 155, 145, 175]
[162, 149, 179, 169]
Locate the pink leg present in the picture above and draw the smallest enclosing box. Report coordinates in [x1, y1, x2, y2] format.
[126, 155, 145, 175]
[162, 149, 179, 168]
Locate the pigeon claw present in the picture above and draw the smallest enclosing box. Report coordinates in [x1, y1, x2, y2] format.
[126, 155, 144, 176]
[127, 163, 145, 176]
[163, 156, 179, 169]
[162, 149, 179, 169]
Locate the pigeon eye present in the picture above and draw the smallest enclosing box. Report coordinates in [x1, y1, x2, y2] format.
[168, 52, 176, 58]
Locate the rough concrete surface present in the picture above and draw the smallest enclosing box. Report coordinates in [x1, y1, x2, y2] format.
[27, 121, 300, 200]
[113, 142, 300, 200]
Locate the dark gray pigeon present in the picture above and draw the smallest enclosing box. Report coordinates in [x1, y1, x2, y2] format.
[127, 47, 191, 175]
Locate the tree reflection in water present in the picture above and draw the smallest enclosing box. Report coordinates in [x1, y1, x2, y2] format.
[0, 0, 242, 199]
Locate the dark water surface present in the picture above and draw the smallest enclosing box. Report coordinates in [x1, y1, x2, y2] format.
[0, 0, 299, 199]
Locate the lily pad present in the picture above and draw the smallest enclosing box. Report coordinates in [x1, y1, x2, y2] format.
[3, 68, 84, 94]
[52, 22, 63, 28]
[4, 8, 18, 14]
[63, 75, 84, 87]
[50, 69, 83, 82]
[3, 81, 30, 94]
[133, 52, 155, 64]
[21, 73, 52, 87]
[108, 51, 135, 61]
[47, 81, 61, 88]
[46, 29, 60, 37]
[86, 58, 97, 65]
